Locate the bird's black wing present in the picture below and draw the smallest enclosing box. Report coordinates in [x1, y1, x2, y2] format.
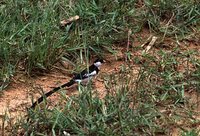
[73, 65, 99, 80]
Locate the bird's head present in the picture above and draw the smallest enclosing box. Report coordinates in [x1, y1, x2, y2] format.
[93, 58, 105, 67]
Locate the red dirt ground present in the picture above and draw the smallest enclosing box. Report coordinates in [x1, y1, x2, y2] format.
[0, 32, 199, 135]
[1, 55, 136, 135]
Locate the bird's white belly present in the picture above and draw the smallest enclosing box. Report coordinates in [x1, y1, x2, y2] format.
[74, 77, 93, 85]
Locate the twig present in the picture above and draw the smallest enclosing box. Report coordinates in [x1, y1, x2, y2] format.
[125, 29, 132, 61]
[142, 36, 158, 53]
[141, 35, 153, 47]
[162, 12, 175, 41]
[60, 15, 80, 27]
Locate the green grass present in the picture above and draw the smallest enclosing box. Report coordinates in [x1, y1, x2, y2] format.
[182, 129, 200, 136]
[0, 0, 200, 135]
[1, 0, 199, 90]
[10, 48, 200, 135]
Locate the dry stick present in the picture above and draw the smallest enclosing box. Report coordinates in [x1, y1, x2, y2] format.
[125, 29, 132, 61]
[162, 12, 175, 42]
[143, 36, 158, 54]
[60, 15, 80, 27]
[141, 35, 153, 48]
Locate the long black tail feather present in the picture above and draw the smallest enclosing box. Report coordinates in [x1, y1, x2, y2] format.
[30, 79, 75, 109]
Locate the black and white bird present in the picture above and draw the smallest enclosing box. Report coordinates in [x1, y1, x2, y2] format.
[30, 58, 104, 109]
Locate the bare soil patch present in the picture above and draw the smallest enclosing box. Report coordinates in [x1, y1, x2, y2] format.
[0, 56, 130, 132]
[0, 35, 199, 135]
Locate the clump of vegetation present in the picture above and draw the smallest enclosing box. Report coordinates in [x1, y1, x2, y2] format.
[1, 0, 199, 90]
[11, 48, 200, 135]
